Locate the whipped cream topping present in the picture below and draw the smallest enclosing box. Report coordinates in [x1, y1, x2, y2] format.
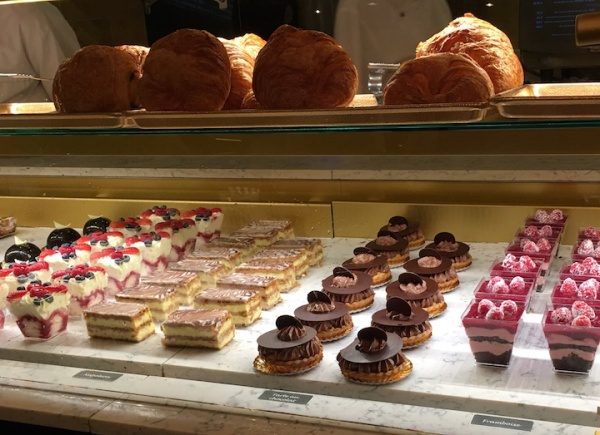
[376, 236, 398, 246]
[417, 256, 442, 268]
[399, 281, 427, 294]
[331, 274, 357, 287]
[307, 301, 335, 313]
[277, 325, 306, 341]
[353, 253, 376, 264]
[436, 241, 459, 252]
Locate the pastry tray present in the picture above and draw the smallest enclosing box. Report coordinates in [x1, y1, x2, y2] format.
[492, 83, 600, 119]
[0, 103, 122, 129]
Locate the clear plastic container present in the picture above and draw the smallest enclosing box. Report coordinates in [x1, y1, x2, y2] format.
[474, 277, 534, 304]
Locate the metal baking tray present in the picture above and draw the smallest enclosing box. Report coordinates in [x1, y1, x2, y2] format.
[0, 103, 122, 129]
[492, 83, 600, 118]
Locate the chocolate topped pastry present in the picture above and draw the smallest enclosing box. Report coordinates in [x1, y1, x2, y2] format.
[372, 298, 432, 348]
[342, 247, 391, 287]
[425, 232, 472, 271]
[4, 241, 41, 264]
[386, 272, 447, 318]
[337, 327, 412, 385]
[46, 228, 81, 249]
[254, 315, 323, 375]
[403, 249, 459, 293]
[83, 217, 111, 235]
[322, 267, 375, 313]
[294, 291, 353, 342]
[366, 230, 409, 268]
[380, 216, 425, 250]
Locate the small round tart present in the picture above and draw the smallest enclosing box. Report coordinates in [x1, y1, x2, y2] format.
[294, 291, 353, 342]
[403, 249, 459, 293]
[386, 272, 447, 318]
[425, 232, 472, 271]
[322, 267, 374, 313]
[371, 297, 431, 348]
[337, 327, 412, 385]
[83, 217, 111, 235]
[254, 315, 323, 375]
[342, 247, 391, 287]
[380, 216, 425, 251]
[365, 230, 410, 268]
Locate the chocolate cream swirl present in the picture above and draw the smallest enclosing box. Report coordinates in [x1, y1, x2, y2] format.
[258, 339, 322, 362]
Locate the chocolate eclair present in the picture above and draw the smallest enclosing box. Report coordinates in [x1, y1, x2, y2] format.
[372, 297, 431, 348]
[386, 272, 447, 318]
[365, 230, 410, 268]
[322, 267, 375, 313]
[380, 216, 425, 250]
[254, 315, 323, 375]
[425, 232, 472, 271]
[294, 291, 353, 342]
[342, 247, 392, 287]
[337, 326, 412, 385]
[403, 249, 459, 293]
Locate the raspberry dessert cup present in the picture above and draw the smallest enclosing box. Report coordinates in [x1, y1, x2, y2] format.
[473, 277, 534, 305]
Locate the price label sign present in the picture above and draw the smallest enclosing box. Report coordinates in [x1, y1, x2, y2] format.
[259, 390, 313, 405]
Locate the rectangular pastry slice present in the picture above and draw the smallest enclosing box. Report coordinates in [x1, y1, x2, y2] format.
[161, 308, 234, 349]
[207, 237, 259, 259]
[83, 301, 155, 342]
[234, 260, 297, 292]
[188, 247, 242, 269]
[115, 284, 179, 322]
[249, 219, 294, 239]
[271, 238, 324, 266]
[0, 216, 16, 238]
[249, 248, 309, 277]
[230, 227, 279, 247]
[217, 273, 280, 309]
[194, 288, 261, 326]
[168, 258, 231, 286]
[141, 270, 203, 306]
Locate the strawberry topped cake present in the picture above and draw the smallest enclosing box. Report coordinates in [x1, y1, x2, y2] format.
[52, 265, 107, 316]
[7, 283, 70, 339]
[109, 217, 152, 238]
[79, 231, 125, 253]
[155, 219, 196, 261]
[140, 205, 180, 228]
[124, 231, 171, 275]
[181, 207, 224, 244]
[39, 243, 92, 272]
[0, 261, 52, 293]
[90, 247, 142, 296]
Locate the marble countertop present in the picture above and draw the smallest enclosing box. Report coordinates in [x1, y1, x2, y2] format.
[0, 228, 598, 434]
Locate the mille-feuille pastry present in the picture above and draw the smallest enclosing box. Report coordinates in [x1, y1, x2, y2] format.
[4, 241, 41, 264]
[125, 231, 172, 275]
[403, 249, 459, 293]
[253, 25, 358, 109]
[250, 248, 308, 277]
[46, 227, 81, 249]
[217, 273, 280, 309]
[371, 297, 432, 349]
[188, 247, 242, 269]
[247, 220, 295, 239]
[254, 315, 323, 375]
[366, 230, 410, 268]
[139, 205, 180, 229]
[169, 258, 230, 286]
[0, 261, 52, 293]
[39, 243, 92, 273]
[294, 291, 353, 342]
[0, 216, 16, 239]
[116, 284, 178, 322]
[322, 267, 374, 313]
[141, 270, 203, 306]
[194, 287, 261, 326]
[109, 217, 153, 238]
[230, 226, 279, 247]
[78, 231, 125, 253]
[90, 247, 142, 296]
[83, 301, 155, 342]
[386, 272, 447, 318]
[380, 216, 425, 250]
[52, 265, 107, 316]
[161, 308, 235, 349]
[425, 232, 472, 271]
[337, 327, 412, 385]
[234, 260, 297, 292]
[181, 207, 224, 244]
[271, 238, 324, 267]
[82, 216, 111, 235]
[342, 247, 391, 287]
[208, 236, 259, 260]
[155, 219, 197, 261]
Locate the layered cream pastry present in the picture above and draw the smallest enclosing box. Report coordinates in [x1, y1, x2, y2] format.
[380, 216, 425, 251]
[161, 308, 235, 349]
[271, 238, 324, 267]
[425, 232, 472, 271]
[234, 260, 297, 292]
[181, 207, 224, 244]
[140, 205, 181, 229]
[0, 216, 16, 239]
[403, 249, 459, 293]
[194, 288, 261, 326]
[125, 231, 172, 275]
[250, 248, 308, 277]
[294, 291, 353, 342]
[141, 270, 203, 305]
[78, 231, 124, 253]
[217, 273, 280, 309]
[207, 236, 259, 259]
[365, 230, 410, 268]
[247, 219, 294, 239]
[0, 261, 52, 293]
[83, 301, 155, 342]
[230, 226, 279, 247]
[342, 247, 392, 287]
[168, 258, 231, 286]
[155, 219, 196, 261]
[7, 283, 70, 339]
[39, 243, 92, 272]
[116, 284, 178, 321]
[109, 217, 153, 238]
[322, 267, 375, 313]
[90, 247, 142, 296]
[188, 247, 242, 269]
[52, 265, 107, 316]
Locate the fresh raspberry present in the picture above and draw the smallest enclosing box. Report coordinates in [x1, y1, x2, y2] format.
[578, 279, 598, 300]
[520, 256, 537, 272]
[582, 256, 598, 271]
[560, 278, 578, 296]
[524, 226, 539, 238]
[491, 281, 510, 294]
[536, 238, 552, 252]
[485, 307, 505, 320]
[486, 276, 505, 291]
[508, 261, 528, 273]
[590, 264, 600, 276]
[550, 209, 564, 222]
[501, 254, 517, 269]
[572, 315, 592, 327]
[569, 262, 587, 275]
[535, 209, 550, 223]
[477, 299, 496, 317]
[584, 227, 600, 238]
[550, 307, 573, 324]
[578, 239, 595, 256]
[500, 300, 518, 318]
[539, 225, 554, 238]
[572, 301, 596, 319]
[509, 276, 526, 293]
[522, 240, 540, 254]
[594, 246, 600, 259]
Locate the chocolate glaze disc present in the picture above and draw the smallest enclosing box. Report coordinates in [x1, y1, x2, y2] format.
[4, 242, 41, 263]
[371, 302, 428, 327]
[424, 239, 470, 258]
[83, 217, 111, 235]
[366, 236, 408, 253]
[332, 267, 354, 278]
[338, 328, 403, 364]
[380, 216, 420, 237]
[257, 325, 317, 350]
[342, 254, 387, 272]
[386, 275, 438, 301]
[294, 301, 349, 322]
[322, 270, 373, 295]
[46, 228, 81, 249]
[307, 290, 332, 304]
[403, 256, 452, 276]
[353, 247, 377, 256]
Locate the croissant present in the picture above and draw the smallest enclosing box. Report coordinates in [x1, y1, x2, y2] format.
[219, 38, 256, 110]
[234, 33, 266, 59]
[241, 90, 260, 109]
[253, 25, 358, 109]
[384, 53, 494, 105]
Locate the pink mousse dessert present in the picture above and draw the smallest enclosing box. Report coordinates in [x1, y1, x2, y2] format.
[0, 261, 52, 293]
[543, 301, 600, 373]
[560, 257, 600, 281]
[124, 231, 172, 275]
[462, 298, 525, 366]
[140, 205, 181, 229]
[474, 276, 534, 304]
[39, 243, 92, 272]
[579, 227, 600, 241]
[573, 239, 600, 261]
[517, 224, 559, 240]
[90, 247, 141, 296]
[181, 207, 224, 244]
[78, 231, 125, 253]
[155, 219, 196, 261]
[109, 217, 152, 238]
[7, 283, 70, 339]
[525, 208, 567, 228]
[52, 265, 107, 316]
